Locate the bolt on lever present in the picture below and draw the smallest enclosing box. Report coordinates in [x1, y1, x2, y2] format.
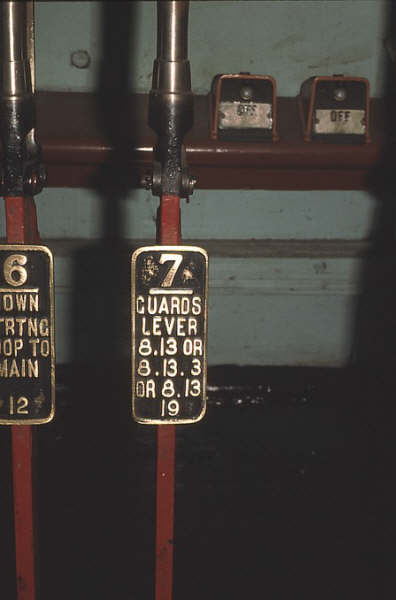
[0, 1, 46, 197]
[146, 0, 196, 198]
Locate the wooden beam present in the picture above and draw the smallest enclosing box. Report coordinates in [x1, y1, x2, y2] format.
[19, 92, 383, 191]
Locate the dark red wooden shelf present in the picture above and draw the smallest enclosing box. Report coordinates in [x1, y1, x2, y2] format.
[34, 92, 383, 190]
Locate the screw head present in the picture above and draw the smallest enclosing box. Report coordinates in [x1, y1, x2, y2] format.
[39, 164, 47, 185]
[333, 87, 347, 102]
[143, 175, 152, 190]
[240, 86, 254, 101]
[28, 173, 37, 187]
[189, 176, 197, 193]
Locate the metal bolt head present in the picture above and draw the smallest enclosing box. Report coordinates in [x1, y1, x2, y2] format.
[240, 86, 254, 101]
[333, 87, 347, 102]
[189, 176, 197, 192]
[143, 175, 153, 190]
[39, 164, 47, 186]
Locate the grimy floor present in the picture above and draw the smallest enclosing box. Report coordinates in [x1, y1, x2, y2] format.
[1, 365, 394, 599]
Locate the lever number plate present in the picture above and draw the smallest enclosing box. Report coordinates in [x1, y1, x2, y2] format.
[0, 246, 55, 424]
[131, 246, 208, 424]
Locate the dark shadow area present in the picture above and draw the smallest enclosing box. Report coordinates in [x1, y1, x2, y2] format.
[36, 3, 156, 599]
[345, 2, 396, 595]
[351, 2, 396, 376]
[173, 367, 384, 600]
[13, 364, 391, 600]
[0, 428, 16, 598]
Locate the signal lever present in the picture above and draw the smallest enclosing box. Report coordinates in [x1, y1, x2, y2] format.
[146, 0, 196, 198]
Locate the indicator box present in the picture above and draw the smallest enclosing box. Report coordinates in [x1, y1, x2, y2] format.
[298, 75, 371, 143]
[210, 73, 278, 142]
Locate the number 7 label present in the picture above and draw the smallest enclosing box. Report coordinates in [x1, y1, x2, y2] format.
[159, 253, 183, 287]
[131, 246, 208, 424]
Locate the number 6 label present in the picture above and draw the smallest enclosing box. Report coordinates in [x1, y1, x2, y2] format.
[3, 255, 28, 287]
[0, 246, 55, 425]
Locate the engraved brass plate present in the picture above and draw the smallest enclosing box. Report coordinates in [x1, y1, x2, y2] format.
[131, 246, 208, 424]
[0, 246, 55, 424]
[219, 101, 273, 129]
[314, 109, 366, 135]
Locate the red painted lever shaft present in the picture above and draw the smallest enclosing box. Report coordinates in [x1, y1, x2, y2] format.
[5, 195, 40, 600]
[155, 194, 180, 600]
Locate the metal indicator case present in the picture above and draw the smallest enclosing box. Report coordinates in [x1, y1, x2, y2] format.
[298, 75, 371, 143]
[131, 246, 208, 424]
[210, 73, 278, 142]
[0, 246, 55, 424]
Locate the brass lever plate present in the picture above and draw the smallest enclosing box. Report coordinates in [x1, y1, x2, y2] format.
[131, 246, 208, 424]
[0, 246, 55, 424]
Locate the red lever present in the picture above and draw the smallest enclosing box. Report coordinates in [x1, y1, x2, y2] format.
[6, 195, 40, 600]
[155, 194, 180, 600]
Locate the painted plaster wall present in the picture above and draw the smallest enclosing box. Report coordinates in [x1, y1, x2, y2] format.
[3, 1, 389, 365]
[35, 1, 387, 96]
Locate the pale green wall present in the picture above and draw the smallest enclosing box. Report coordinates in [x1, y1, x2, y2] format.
[3, 1, 389, 365]
[35, 1, 387, 96]
[1, 189, 377, 241]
